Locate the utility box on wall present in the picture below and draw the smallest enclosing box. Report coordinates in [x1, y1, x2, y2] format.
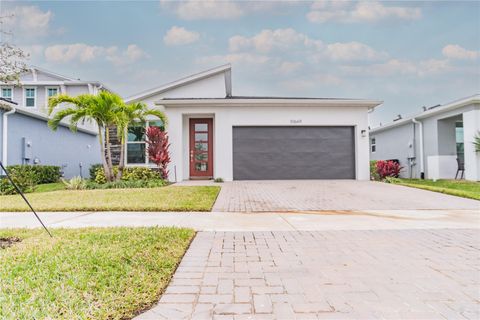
[22, 137, 33, 163]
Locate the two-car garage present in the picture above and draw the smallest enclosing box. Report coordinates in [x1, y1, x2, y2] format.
[232, 126, 356, 180]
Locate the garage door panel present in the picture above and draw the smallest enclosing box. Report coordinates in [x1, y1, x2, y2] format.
[233, 126, 355, 180]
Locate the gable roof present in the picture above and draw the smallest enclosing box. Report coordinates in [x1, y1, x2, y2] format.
[15, 66, 114, 93]
[125, 64, 232, 103]
[370, 94, 480, 133]
[30, 65, 77, 81]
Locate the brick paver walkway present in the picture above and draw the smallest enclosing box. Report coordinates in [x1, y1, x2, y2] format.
[136, 229, 480, 319]
[211, 181, 480, 212]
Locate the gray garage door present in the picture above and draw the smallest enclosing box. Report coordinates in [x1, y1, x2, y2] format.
[233, 126, 355, 180]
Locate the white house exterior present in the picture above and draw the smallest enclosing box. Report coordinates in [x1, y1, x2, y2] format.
[370, 94, 480, 181]
[126, 65, 382, 182]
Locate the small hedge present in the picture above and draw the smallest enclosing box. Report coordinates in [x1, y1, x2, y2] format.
[86, 179, 167, 190]
[1, 165, 61, 195]
[89, 164, 103, 180]
[7, 165, 61, 184]
[94, 166, 161, 184]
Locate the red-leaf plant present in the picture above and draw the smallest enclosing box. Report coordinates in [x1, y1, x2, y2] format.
[376, 160, 402, 180]
[146, 126, 171, 180]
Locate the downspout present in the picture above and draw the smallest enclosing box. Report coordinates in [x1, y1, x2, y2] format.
[2, 106, 16, 172]
[412, 118, 424, 179]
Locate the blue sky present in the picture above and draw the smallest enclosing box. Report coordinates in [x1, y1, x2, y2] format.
[2, 1, 479, 126]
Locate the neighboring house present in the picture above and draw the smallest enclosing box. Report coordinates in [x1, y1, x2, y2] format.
[125, 64, 381, 182]
[370, 94, 480, 181]
[0, 67, 106, 177]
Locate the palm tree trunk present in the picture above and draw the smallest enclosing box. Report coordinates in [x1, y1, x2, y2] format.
[98, 126, 111, 182]
[105, 126, 115, 181]
[117, 128, 126, 180]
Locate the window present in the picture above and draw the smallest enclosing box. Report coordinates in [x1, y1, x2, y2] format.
[1, 87, 13, 101]
[46, 87, 59, 106]
[371, 138, 376, 153]
[456, 121, 464, 162]
[24, 88, 36, 107]
[126, 120, 165, 164]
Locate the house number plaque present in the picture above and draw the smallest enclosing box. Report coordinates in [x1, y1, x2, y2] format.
[290, 119, 302, 124]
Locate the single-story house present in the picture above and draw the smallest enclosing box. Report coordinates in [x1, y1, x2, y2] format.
[370, 94, 480, 181]
[125, 64, 382, 181]
[0, 67, 105, 177]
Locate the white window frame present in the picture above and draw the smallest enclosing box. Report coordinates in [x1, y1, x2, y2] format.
[45, 86, 60, 108]
[0, 86, 14, 101]
[24, 87, 37, 108]
[371, 137, 376, 153]
[125, 120, 164, 166]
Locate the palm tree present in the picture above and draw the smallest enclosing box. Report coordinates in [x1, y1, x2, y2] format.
[115, 102, 167, 180]
[47, 91, 124, 182]
[474, 131, 480, 153]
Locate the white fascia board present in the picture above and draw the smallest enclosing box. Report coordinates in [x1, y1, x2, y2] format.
[370, 118, 413, 134]
[14, 106, 98, 135]
[125, 64, 232, 103]
[415, 94, 480, 119]
[156, 98, 383, 108]
[370, 93, 480, 133]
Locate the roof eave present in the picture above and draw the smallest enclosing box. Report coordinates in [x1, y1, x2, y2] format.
[156, 98, 383, 108]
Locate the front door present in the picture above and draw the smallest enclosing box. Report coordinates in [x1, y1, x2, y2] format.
[189, 118, 213, 178]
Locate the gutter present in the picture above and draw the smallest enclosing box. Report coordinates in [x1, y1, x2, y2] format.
[412, 118, 424, 179]
[2, 106, 16, 170]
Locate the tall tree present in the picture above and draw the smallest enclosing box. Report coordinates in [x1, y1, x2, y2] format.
[114, 102, 167, 180]
[47, 91, 124, 182]
[0, 14, 28, 83]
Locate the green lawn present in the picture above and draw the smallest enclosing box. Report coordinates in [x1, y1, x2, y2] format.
[0, 227, 195, 319]
[34, 182, 65, 193]
[0, 186, 220, 212]
[392, 179, 480, 200]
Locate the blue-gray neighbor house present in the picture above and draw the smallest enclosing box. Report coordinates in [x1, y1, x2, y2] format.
[370, 94, 480, 181]
[0, 67, 105, 178]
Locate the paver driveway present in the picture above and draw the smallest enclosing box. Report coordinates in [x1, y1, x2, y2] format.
[136, 229, 479, 320]
[211, 180, 480, 212]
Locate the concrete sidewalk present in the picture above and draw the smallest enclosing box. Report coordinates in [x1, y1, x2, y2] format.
[1, 210, 478, 231]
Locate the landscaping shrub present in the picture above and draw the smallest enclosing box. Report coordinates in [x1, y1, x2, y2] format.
[86, 178, 167, 190]
[146, 127, 171, 179]
[122, 167, 161, 181]
[370, 160, 380, 181]
[7, 165, 61, 184]
[62, 176, 87, 190]
[94, 166, 160, 184]
[376, 160, 402, 180]
[89, 164, 103, 180]
[0, 169, 37, 195]
[214, 177, 224, 183]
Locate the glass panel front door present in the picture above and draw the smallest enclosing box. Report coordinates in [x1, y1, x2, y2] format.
[189, 118, 213, 178]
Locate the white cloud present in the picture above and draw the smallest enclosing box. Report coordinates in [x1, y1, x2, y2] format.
[3, 5, 53, 36]
[307, 1, 421, 23]
[341, 58, 450, 77]
[442, 44, 479, 60]
[229, 28, 317, 54]
[163, 26, 200, 46]
[196, 53, 270, 66]
[326, 41, 388, 61]
[229, 28, 385, 62]
[161, 0, 243, 20]
[44, 43, 148, 66]
[280, 74, 342, 91]
[278, 61, 303, 75]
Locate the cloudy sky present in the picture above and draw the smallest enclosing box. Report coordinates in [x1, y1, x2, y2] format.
[2, 1, 479, 126]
